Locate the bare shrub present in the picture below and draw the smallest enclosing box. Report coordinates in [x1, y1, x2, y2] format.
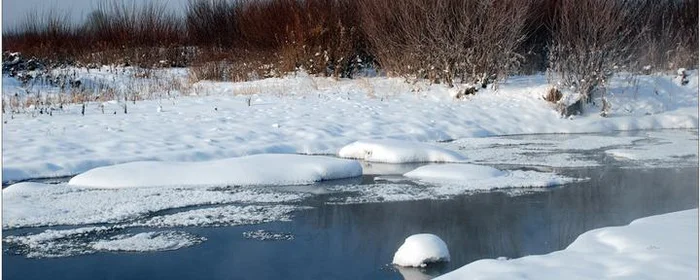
[3, 10, 81, 62]
[186, 0, 240, 48]
[547, 0, 647, 103]
[82, 0, 185, 67]
[637, 0, 698, 71]
[359, 0, 532, 87]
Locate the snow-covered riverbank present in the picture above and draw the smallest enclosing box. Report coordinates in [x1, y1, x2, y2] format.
[2, 70, 698, 182]
[437, 209, 699, 280]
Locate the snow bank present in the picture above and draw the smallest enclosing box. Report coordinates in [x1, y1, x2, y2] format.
[68, 154, 362, 188]
[404, 164, 578, 190]
[436, 209, 698, 280]
[393, 234, 451, 267]
[3, 70, 697, 182]
[338, 139, 466, 163]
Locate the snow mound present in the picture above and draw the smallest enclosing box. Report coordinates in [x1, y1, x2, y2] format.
[338, 139, 466, 163]
[2, 182, 55, 195]
[436, 209, 698, 280]
[68, 154, 362, 188]
[405, 164, 506, 181]
[393, 234, 450, 267]
[91, 231, 205, 252]
[404, 164, 578, 190]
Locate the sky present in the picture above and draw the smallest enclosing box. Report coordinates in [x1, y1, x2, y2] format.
[2, 0, 189, 29]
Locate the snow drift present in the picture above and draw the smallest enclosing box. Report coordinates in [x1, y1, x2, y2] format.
[68, 154, 362, 188]
[436, 209, 699, 280]
[338, 139, 466, 163]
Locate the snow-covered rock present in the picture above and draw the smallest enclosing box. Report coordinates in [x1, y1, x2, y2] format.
[404, 164, 578, 190]
[68, 154, 362, 188]
[436, 209, 698, 280]
[393, 234, 451, 267]
[338, 139, 466, 163]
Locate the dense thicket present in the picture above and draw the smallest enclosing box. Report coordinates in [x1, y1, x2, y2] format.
[3, 0, 698, 86]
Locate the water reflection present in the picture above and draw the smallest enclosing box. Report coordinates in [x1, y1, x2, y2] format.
[395, 263, 448, 280]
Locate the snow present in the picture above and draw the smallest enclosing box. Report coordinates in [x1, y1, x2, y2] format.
[3, 70, 697, 182]
[4, 227, 206, 258]
[436, 209, 698, 280]
[393, 234, 451, 267]
[2, 182, 55, 195]
[3, 182, 306, 229]
[404, 164, 580, 191]
[4, 226, 121, 258]
[242, 230, 295, 241]
[91, 231, 206, 252]
[606, 130, 698, 166]
[133, 205, 304, 228]
[338, 139, 466, 163]
[67, 154, 362, 188]
[405, 164, 506, 181]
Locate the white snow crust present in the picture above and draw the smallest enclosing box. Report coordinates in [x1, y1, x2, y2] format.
[3, 227, 205, 258]
[91, 231, 206, 252]
[133, 205, 303, 228]
[436, 209, 698, 280]
[393, 233, 451, 267]
[606, 130, 699, 166]
[338, 139, 466, 163]
[67, 154, 362, 188]
[3, 183, 306, 229]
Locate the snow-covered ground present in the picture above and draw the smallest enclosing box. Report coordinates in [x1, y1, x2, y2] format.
[2, 67, 697, 269]
[3, 70, 697, 182]
[436, 209, 699, 280]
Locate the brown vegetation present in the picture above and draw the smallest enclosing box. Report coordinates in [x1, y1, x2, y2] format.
[2, 0, 698, 88]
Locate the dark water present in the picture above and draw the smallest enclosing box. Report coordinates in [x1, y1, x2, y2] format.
[3, 165, 698, 280]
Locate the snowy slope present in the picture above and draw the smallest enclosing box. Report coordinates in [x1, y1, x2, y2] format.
[3, 70, 698, 182]
[436, 209, 698, 280]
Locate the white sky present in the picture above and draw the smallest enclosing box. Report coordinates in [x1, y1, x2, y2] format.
[2, 0, 189, 29]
